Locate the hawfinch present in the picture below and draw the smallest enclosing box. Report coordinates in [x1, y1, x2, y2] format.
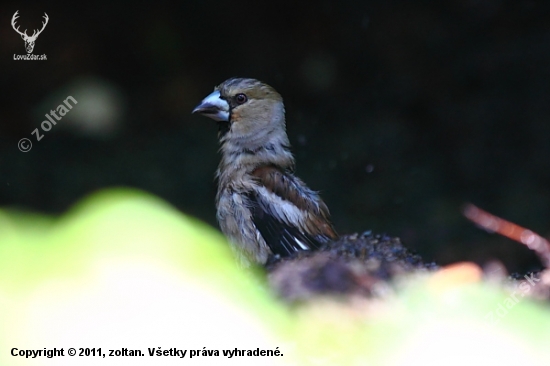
[193, 78, 338, 266]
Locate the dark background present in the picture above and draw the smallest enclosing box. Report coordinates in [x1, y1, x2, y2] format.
[1, 1, 549, 273]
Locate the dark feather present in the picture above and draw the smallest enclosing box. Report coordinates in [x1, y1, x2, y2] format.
[251, 165, 338, 239]
[217, 121, 230, 138]
[246, 192, 330, 257]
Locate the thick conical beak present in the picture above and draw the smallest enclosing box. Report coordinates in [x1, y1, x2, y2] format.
[192, 90, 230, 122]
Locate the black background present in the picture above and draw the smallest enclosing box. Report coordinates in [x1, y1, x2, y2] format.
[2, 0, 549, 273]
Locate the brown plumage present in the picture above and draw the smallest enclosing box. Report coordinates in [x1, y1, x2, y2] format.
[193, 77, 337, 266]
[250, 166, 335, 238]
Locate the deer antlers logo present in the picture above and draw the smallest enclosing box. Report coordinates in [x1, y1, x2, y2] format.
[11, 10, 49, 54]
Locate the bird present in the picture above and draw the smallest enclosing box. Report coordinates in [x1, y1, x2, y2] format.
[192, 77, 338, 266]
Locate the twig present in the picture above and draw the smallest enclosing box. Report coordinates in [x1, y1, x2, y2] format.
[463, 203, 550, 268]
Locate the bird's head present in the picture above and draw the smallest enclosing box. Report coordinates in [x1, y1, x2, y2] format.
[192, 78, 285, 142]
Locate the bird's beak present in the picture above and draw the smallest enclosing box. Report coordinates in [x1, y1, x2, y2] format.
[192, 90, 230, 122]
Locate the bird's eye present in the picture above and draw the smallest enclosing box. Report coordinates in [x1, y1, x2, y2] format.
[235, 93, 248, 105]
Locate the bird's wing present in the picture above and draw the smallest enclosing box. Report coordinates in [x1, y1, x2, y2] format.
[247, 165, 338, 257]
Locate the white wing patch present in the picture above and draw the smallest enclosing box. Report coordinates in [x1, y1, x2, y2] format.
[255, 186, 307, 226]
[293, 238, 310, 250]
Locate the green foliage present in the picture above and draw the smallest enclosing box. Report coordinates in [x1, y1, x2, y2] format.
[1, 189, 549, 365]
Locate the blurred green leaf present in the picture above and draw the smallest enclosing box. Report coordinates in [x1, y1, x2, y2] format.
[1, 189, 550, 366]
